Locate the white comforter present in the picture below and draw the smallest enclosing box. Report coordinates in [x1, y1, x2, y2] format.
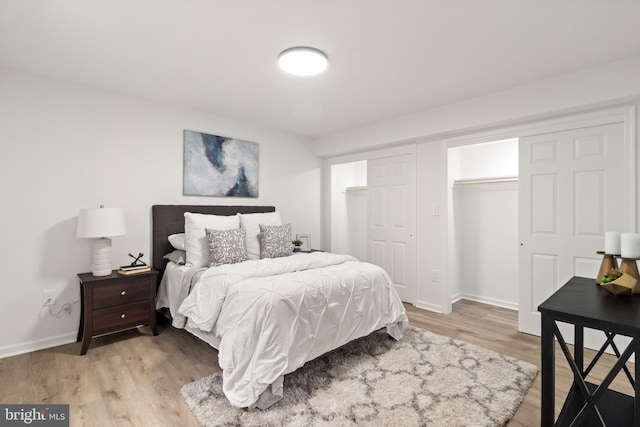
[178, 252, 408, 408]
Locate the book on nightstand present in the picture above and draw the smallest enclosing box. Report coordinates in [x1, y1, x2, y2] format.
[117, 266, 151, 275]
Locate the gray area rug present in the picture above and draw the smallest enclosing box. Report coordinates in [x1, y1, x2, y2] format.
[181, 326, 538, 427]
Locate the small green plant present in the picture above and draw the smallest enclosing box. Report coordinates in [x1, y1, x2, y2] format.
[292, 239, 302, 246]
[601, 268, 622, 283]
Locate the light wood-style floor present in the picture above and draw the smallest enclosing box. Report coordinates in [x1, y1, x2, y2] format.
[0, 300, 634, 426]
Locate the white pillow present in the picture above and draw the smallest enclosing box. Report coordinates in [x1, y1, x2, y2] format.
[239, 211, 282, 260]
[184, 212, 240, 267]
[163, 249, 186, 265]
[168, 233, 186, 251]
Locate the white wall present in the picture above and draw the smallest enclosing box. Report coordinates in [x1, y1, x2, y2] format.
[457, 139, 518, 180]
[415, 140, 446, 312]
[330, 161, 367, 260]
[314, 55, 640, 157]
[456, 182, 518, 308]
[0, 68, 322, 357]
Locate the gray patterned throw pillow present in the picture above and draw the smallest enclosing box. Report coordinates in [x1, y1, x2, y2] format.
[259, 223, 294, 258]
[205, 228, 248, 267]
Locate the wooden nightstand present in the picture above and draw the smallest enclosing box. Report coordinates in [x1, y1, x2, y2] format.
[77, 269, 159, 355]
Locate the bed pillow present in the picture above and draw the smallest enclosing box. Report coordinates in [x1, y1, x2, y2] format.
[239, 211, 282, 260]
[184, 212, 240, 267]
[259, 223, 294, 258]
[205, 228, 248, 267]
[162, 250, 186, 265]
[168, 233, 186, 251]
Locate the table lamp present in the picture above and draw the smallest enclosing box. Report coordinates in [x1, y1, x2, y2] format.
[76, 206, 127, 276]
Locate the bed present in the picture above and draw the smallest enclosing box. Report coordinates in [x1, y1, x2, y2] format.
[152, 204, 408, 409]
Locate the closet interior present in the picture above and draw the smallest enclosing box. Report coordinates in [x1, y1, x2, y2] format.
[448, 138, 519, 309]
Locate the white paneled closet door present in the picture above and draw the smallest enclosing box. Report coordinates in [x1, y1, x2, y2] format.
[367, 154, 417, 303]
[518, 122, 629, 348]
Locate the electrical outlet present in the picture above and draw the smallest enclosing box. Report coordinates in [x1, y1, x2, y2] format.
[431, 270, 440, 282]
[432, 204, 440, 216]
[42, 290, 56, 307]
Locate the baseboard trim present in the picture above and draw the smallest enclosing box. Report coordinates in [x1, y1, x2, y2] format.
[414, 299, 443, 313]
[450, 292, 463, 304]
[453, 292, 518, 311]
[0, 332, 77, 359]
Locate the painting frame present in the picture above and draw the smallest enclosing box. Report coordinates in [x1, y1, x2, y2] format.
[183, 129, 259, 198]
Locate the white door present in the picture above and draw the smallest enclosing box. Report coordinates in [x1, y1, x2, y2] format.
[519, 122, 629, 342]
[367, 154, 417, 303]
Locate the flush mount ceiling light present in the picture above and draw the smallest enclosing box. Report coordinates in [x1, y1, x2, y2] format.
[278, 47, 328, 76]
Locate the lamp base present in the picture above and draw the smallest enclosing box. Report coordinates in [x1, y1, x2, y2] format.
[92, 237, 113, 276]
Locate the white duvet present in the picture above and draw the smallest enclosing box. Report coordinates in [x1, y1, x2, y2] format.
[178, 252, 408, 408]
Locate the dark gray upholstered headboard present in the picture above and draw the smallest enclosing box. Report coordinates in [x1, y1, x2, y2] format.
[151, 205, 276, 279]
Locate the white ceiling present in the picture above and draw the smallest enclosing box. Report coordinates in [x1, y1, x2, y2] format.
[2, 1, 640, 139]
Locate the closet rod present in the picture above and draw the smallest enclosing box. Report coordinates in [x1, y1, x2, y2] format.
[453, 176, 518, 186]
[344, 186, 367, 193]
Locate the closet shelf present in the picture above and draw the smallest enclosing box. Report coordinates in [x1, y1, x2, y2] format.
[453, 176, 518, 186]
[344, 186, 367, 193]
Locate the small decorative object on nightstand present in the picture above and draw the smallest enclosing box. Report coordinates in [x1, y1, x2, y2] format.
[117, 252, 151, 275]
[77, 269, 158, 355]
[297, 234, 311, 252]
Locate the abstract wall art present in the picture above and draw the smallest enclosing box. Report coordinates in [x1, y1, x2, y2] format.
[183, 130, 259, 197]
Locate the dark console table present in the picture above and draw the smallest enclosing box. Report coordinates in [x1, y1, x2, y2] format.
[539, 276, 640, 426]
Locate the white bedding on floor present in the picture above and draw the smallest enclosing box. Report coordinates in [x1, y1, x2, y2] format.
[177, 252, 408, 409]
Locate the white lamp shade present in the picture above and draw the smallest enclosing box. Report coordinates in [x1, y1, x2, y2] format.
[76, 207, 127, 238]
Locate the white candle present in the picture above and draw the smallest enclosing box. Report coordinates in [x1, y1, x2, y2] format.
[621, 233, 640, 258]
[605, 231, 621, 255]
